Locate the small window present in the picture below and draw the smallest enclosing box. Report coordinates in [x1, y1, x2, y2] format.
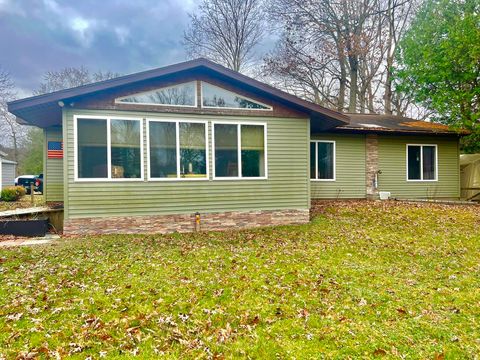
[407, 144, 437, 181]
[179, 122, 207, 178]
[75, 117, 143, 181]
[241, 125, 265, 177]
[110, 119, 142, 179]
[116, 82, 196, 107]
[213, 123, 267, 179]
[77, 118, 108, 179]
[149, 121, 177, 178]
[214, 124, 239, 177]
[202, 82, 271, 110]
[310, 141, 335, 181]
[148, 120, 208, 180]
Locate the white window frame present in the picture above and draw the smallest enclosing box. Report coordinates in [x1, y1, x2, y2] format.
[406, 144, 438, 182]
[212, 121, 268, 180]
[200, 81, 273, 111]
[310, 140, 336, 182]
[115, 81, 198, 108]
[146, 118, 210, 181]
[74, 115, 144, 182]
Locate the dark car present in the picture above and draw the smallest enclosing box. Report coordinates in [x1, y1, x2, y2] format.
[36, 173, 43, 193]
[15, 174, 43, 194]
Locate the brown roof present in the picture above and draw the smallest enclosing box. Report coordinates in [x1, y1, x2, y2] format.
[7, 58, 348, 130]
[335, 113, 463, 135]
[7, 58, 466, 136]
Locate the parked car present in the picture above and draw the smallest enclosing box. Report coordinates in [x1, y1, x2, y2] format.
[15, 174, 43, 194]
[36, 173, 43, 194]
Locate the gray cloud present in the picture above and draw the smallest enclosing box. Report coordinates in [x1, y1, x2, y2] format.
[0, 0, 198, 96]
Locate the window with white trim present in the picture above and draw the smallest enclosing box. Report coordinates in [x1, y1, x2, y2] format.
[310, 140, 335, 181]
[76, 117, 143, 180]
[116, 81, 196, 107]
[148, 120, 208, 180]
[407, 144, 437, 181]
[213, 123, 266, 179]
[202, 82, 272, 110]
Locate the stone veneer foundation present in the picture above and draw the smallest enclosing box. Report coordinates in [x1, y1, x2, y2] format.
[63, 209, 310, 235]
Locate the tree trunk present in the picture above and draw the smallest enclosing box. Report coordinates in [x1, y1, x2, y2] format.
[384, 63, 393, 115]
[348, 56, 359, 113]
[337, 50, 347, 111]
[368, 81, 375, 112]
[359, 90, 366, 113]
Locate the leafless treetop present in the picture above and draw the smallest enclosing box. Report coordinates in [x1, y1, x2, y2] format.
[183, 0, 265, 72]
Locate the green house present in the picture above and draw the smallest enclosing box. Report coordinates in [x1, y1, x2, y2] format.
[7, 59, 461, 235]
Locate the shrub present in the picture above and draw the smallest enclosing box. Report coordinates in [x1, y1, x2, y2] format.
[1, 187, 19, 202]
[15, 186, 26, 198]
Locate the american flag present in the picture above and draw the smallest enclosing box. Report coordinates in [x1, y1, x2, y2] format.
[47, 141, 63, 159]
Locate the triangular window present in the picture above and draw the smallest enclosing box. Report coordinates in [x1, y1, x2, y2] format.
[116, 81, 196, 107]
[201, 82, 271, 110]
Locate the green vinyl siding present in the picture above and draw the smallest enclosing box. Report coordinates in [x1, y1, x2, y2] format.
[44, 127, 64, 202]
[63, 109, 309, 219]
[310, 133, 366, 199]
[378, 135, 460, 199]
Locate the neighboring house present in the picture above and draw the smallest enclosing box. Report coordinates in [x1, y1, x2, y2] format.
[0, 150, 17, 192]
[7, 59, 462, 234]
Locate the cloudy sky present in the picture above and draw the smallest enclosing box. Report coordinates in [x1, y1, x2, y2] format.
[0, 0, 206, 97]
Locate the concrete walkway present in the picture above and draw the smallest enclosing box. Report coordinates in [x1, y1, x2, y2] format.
[0, 234, 60, 247]
[0, 206, 61, 218]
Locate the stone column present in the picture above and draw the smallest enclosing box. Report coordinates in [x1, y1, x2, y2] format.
[366, 134, 379, 199]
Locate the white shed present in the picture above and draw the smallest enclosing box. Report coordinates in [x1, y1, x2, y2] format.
[0, 152, 17, 192]
[460, 154, 480, 201]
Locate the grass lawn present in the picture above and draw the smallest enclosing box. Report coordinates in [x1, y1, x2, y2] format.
[0, 201, 479, 359]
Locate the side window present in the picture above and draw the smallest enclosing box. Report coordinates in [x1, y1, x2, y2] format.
[407, 145, 437, 181]
[310, 141, 335, 181]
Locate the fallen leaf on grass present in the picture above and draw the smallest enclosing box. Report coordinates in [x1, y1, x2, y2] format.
[373, 348, 387, 356]
[217, 323, 233, 343]
[297, 308, 309, 319]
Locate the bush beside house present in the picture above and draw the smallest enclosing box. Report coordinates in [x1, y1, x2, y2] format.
[0, 186, 26, 202]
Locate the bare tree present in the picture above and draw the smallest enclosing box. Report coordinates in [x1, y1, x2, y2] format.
[183, 0, 265, 72]
[33, 66, 121, 95]
[266, 0, 387, 112]
[263, 34, 342, 109]
[383, 0, 417, 114]
[0, 68, 25, 163]
[265, 0, 422, 116]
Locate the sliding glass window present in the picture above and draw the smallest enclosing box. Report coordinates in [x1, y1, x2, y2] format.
[213, 123, 266, 179]
[75, 116, 142, 181]
[148, 120, 208, 180]
[407, 144, 437, 181]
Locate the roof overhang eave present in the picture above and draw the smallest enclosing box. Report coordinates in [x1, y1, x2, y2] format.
[329, 126, 467, 136]
[7, 58, 350, 129]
